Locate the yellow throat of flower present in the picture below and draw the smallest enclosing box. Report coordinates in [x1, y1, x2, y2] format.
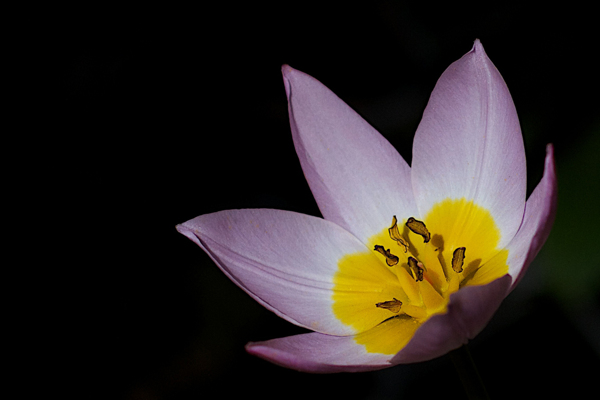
[332, 198, 509, 355]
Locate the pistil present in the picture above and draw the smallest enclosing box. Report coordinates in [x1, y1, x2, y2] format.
[407, 257, 424, 281]
[373, 215, 468, 317]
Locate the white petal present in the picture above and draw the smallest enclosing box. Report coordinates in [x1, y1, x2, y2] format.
[411, 40, 526, 249]
[283, 65, 418, 244]
[177, 208, 369, 335]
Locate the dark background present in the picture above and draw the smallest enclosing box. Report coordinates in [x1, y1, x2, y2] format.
[48, 2, 599, 399]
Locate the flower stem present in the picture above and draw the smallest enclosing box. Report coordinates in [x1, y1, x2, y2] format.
[449, 344, 490, 400]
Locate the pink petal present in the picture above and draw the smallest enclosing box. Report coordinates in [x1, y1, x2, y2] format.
[411, 40, 526, 249]
[283, 66, 418, 245]
[246, 331, 393, 373]
[391, 274, 512, 364]
[177, 208, 369, 336]
[505, 144, 558, 289]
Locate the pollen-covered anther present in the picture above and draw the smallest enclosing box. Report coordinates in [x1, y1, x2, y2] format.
[375, 298, 402, 313]
[406, 217, 431, 243]
[451, 247, 466, 273]
[388, 215, 409, 252]
[407, 256, 424, 281]
[374, 245, 399, 266]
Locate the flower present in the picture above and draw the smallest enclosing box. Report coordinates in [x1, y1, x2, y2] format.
[177, 40, 557, 373]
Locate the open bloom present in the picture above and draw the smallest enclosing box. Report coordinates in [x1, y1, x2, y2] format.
[177, 40, 557, 372]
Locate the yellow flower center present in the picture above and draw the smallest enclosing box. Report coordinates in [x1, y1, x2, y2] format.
[332, 198, 509, 355]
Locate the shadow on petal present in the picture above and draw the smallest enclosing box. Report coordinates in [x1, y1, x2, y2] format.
[391, 275, 512, 364]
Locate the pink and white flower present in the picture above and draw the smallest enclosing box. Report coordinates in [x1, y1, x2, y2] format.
[177, 40, 557, 372]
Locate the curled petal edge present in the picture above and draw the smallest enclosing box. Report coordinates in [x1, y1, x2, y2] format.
[506, 144, 558, 289]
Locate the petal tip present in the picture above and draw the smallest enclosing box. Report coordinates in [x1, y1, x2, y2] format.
[543, 143, 557, 185]
[470, 38, 489, 61]
[244, 341, 259, 353]
[281, 64, 295, 97]
[175, 221, 201, 245]
[245, 341, 271, 359]
[175, 221, 194, 234]
[544, 142, 557, 197]
[245, 340, 312, 372]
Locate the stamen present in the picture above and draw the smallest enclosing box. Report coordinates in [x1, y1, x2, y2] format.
[451, 247, 466, 273]
[408, 256, 424, 281]
[406, 217, 431, 243]
[388, 215, 409, 252]
[374, 245, 399, 266]
[376, 298, 402, 313]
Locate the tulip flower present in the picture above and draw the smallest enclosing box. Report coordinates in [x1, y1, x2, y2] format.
[177, 40, 557, 373]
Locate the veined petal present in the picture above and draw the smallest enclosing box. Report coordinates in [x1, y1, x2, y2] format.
[411, 40, 526, 250]
[177, 208, 370, 336]
[283, 66, 418, 245]
[391, 274, 512, 364]
[246, 330, 395, 373]
[504, 144, 557, 289]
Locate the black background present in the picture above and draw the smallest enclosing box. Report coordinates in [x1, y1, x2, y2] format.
[44, 2, 600, 399]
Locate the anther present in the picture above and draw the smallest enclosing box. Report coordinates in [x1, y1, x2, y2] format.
[451, 247, 466, 273]
[406, 217, 431, 243]
[376, 298, 402, 313]
[408, 256, 424, 281]
[374, 245, 399, 266]
[388, 215, 409, 252]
